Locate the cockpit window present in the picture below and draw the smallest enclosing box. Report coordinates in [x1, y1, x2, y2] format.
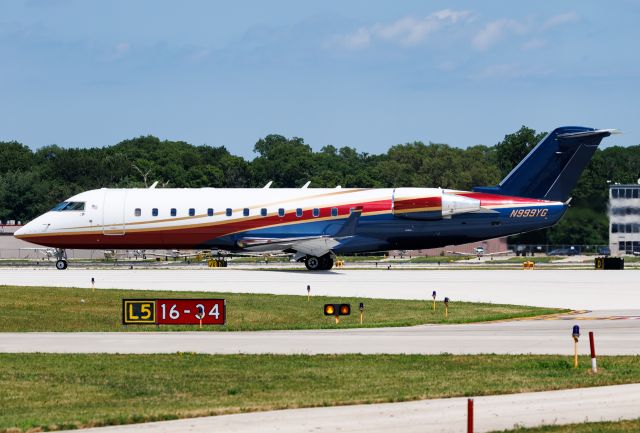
[51, 201, 85, 211]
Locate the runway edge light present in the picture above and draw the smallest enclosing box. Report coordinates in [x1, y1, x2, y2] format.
[323, 304, 351, 316]
[572, 325, 580, 368]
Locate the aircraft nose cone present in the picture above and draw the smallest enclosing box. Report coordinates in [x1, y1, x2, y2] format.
[14, 223, 31, 239]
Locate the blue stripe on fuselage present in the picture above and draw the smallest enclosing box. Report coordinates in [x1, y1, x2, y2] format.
[207, 203, 566, 252]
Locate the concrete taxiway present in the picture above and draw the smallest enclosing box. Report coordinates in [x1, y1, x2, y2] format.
[3, 313, 640, 354]
[0, 268, 639, 310]
[56, 383, 640, 433]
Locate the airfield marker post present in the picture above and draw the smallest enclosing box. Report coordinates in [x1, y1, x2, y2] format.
[307, 285, 310, 302]
[359, 302, 364, 324]
[432, 290, 437, 310]
[91, 277, 95, 292]
[572, 325, 580, 368]
[589, 331, 597, 373]
[467, 398, 474, 433]
[444, 297, 449, 319]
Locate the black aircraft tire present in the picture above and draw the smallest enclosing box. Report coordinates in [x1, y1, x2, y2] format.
[320, 255, 334, 270]
[55, 259, 68, 270]
[305, 256, 321, 271]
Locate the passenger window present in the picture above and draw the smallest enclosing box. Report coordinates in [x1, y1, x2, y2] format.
[189, 208, 195, 216]
[278, 208, 285, 217]
[261, 208, 268, 217]
[152, 208, 158, 217]
[331, 208, 338, 217]
[243, 208, 250, 217]
[313, 208, 320, 217]
[134, 208, 141, 217]
[296, 208, 303, 217]
[226, 208, 232, 217]
[171, 208, 177, 217]
[208, 208, 214, 216]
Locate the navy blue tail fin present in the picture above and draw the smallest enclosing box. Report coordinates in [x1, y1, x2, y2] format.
[474, 126, 616, 202]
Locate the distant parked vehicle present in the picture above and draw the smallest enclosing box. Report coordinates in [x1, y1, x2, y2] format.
[548, 246, 580, 256]
[597, 246, 611, 256]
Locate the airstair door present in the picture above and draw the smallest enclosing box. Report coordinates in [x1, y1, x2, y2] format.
[102, 189, 127, 235]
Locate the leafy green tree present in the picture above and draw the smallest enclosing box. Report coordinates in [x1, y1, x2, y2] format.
[494, 126, 546, 178]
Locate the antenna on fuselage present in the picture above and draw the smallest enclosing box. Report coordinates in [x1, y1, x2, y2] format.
[301, 181, 311, 189]
[263, 181, 273, 189]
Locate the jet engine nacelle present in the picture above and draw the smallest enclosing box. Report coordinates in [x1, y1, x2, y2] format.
[393, 188, 480, 220]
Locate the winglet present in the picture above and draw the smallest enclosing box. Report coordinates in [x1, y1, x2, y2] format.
[334, 207, 362, 237]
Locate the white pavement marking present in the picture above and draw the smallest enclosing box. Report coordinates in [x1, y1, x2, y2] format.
[3, 318, 640, 355]
[1, 268, 639, 310]
[56, 383, 640, 433]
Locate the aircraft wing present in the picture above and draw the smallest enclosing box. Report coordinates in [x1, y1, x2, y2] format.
[236, 207, 362, 257]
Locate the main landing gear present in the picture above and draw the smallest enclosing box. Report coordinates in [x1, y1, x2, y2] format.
[54, 248, 68, 270]
[304, 253, 334, 271]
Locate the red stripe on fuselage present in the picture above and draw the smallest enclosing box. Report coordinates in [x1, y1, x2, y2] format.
[24, 199, 393, 249]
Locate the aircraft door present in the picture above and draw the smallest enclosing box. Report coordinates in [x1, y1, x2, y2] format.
[102, 189, 127, 235]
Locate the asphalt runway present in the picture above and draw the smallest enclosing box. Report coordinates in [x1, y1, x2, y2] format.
[3, 311, 640, 354]
[1, 268, 639, 310]
[56, 384, 640, 433]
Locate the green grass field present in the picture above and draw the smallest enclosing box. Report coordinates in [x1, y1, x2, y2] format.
[2, 354, 640, 433]
[493, 419, 640, 433]
[0, 285, 564, 332]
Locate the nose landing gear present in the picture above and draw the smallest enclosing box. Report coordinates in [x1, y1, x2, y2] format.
[54, 248, 68, 270]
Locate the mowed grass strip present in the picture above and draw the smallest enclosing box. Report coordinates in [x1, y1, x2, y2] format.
[492, 419, 640, 433]
[2, 354, 640, 433]
[0, 285, 564, 332]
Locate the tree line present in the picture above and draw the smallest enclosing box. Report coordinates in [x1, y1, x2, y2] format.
[1, 126, 639, 246]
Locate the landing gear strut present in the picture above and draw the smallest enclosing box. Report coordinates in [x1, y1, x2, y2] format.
[54, 248, 68, 270]
[304, 254, 334, 271]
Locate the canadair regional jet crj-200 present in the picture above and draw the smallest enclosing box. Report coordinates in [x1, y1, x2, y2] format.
[15, 126, 618, 270]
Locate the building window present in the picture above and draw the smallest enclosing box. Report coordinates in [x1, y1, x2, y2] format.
[226, 208, 232, 217]
[331, 208, 338, 217]
[313, 208, 320, 217]
[296, 208, 303, 217]
[612, 224, 618, 233]
[278, 208, 285, 217]
[635, 189, 639, 199]
[171, 208, 177, 217]
[261, 208, 267, 217]
[626, 224, 633, 233]
[612, 189, 619, 199]
[134, 208, 141, 217]
[243, 208, 250, 217]
[626, 189, 632, 199]
[208, 208, 214, 216]
[189, 208, 195, 216]
[152, 208, 158, 217]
